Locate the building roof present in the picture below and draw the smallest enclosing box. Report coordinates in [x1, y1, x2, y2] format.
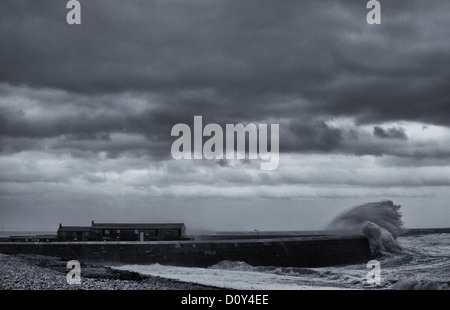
[35, 234, 58, 239]
[58, 226, 91, 232]
[91, 223, 186, 229]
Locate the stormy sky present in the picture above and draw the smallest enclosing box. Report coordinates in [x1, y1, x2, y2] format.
[1, 0, 450, 232]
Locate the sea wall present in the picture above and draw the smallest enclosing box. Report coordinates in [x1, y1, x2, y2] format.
[401, 228, 450, 236]
[0, 236, 372, 268]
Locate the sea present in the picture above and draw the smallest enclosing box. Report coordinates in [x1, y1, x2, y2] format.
[112, 201, 450, 290]
[111, 231, 449, 290]
[3, 201, 449, 290]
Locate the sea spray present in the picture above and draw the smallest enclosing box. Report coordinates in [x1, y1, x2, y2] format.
[326, 200, 405, 255]
[362, 221, 404, 254]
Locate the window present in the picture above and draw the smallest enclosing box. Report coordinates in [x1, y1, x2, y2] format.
[166, 229, 180, 236]
[116, 230, 120, 234]
[105, 230, 110, 235]
[135, 229, 138, 234]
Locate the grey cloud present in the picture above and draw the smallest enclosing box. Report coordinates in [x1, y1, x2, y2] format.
[284, 120, 343, 153]
[1, 0, 450, 127]
[1, 0, 450, 161]
[373, 126, 408, 140]
[217, 159, 229, 167]
[2, 1, 450, 233]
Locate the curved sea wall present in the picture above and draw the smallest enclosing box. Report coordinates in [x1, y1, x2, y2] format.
[0, 235, 371, 268]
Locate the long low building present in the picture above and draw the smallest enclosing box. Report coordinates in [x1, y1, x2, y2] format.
[57, 221, 187, 242]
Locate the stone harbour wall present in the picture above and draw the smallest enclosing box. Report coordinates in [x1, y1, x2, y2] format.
[0, 236, 372, 268]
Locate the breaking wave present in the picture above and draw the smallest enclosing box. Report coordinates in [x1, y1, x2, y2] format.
[326, 200, 405, 255]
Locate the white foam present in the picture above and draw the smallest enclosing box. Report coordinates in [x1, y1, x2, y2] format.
[111, 264, 348, 290]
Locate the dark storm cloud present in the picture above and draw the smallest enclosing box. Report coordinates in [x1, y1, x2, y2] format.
[1, 0, 338, 95]
[1, 0, 450, 159]
[284, 120, 343, 152]
[0, 104, 122, 139]
[373, 126, 408, 140]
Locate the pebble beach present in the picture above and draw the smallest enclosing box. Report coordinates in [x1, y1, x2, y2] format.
[0, 253, 220, 290]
